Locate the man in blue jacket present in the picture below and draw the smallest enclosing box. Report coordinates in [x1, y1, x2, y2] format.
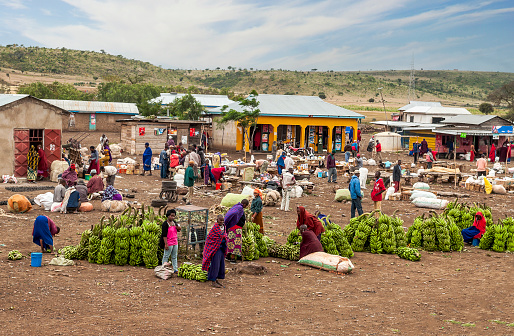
[349, 170, 363, 218]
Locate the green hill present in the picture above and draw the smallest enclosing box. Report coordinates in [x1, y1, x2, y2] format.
[1, 45, 513, 104]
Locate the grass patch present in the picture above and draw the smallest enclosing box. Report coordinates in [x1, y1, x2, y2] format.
[490, 320, 507, 325]
[461, 323, 475, 327]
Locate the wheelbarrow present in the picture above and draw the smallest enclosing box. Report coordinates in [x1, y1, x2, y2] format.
[159, 181, 178, 202]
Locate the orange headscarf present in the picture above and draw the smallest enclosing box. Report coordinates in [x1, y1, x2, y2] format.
[253, 188, 262, 197]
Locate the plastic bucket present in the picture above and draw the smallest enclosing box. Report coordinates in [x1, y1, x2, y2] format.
[85, 174, 91, 181]
[216, 183, 222, 190]
[317, 172, 323, 178]
[31, 252, 42, 267]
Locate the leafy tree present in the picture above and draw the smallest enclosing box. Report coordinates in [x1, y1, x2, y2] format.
[17, 81, 94, 100]
[219, 92, 260, 157]
[318, 92, 326, 99]
[478, 102, 494, 115]
[368, 98, 375, 103]
[169, 93, 205, 120]
[487, 81, 514, 111]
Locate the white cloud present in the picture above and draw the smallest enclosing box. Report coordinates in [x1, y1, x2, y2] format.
[0, 0, 26, 9]
[5, 0, 514, 71]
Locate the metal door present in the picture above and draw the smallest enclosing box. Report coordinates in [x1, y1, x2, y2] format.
[44, 129, 61, 165]
[89, 113, 96, 131]
[14, 129, 29, 177]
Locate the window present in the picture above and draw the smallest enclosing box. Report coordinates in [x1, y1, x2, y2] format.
[409, 116, 414, 122]
[432, 117, 445, 124]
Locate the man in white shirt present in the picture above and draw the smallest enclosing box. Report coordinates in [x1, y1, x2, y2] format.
[101, 165, 118, 186]
[280, 167, 296, 211]
[284, 154, 295, 171]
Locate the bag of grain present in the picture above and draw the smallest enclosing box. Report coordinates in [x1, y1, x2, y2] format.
[299, 252, 354, 274]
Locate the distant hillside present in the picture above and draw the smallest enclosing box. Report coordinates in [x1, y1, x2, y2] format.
[1, 45, 513, 107]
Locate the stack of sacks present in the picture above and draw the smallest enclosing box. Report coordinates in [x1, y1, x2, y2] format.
[110, 144, 122, 158]
[174, 173, 185, 187]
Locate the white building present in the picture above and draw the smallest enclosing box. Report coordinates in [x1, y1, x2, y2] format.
[151, 93, 233, 111]
[402, 106, 471, 124]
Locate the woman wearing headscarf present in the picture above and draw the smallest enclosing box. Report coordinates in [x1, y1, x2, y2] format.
[489, 142, 497, 162]
[202, 214, 228, 288]
[61, 164, 78, 187]
[461, 212, 486, 246]
[224, 199, 249, 262]
[142, 142, 153, 176]
[170, 150, 180, 169]
[276, 152, 286, 175]
[87, 146, 100, 174]
[100, 140, 112, 167]
[470, 144, 475, 162]
[211, 167, 226, 184]
[32, 215, 60, 253]
[251, 189, 264, 234]
[27, 145, 39, 183]
[102, 185, 121, 202]
[203, 159, 215, 186]
[37, 144, 49, 179]
[499, 142, 509, 163]
[296, 206, 325, 241]
[76, 179, 88, 203]
[299, 224, 324, 259]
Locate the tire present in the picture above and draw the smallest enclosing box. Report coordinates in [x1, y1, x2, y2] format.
[151, 199, 168, 208]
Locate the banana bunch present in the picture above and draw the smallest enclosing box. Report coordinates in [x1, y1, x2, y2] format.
[8, 250, 23, 260]
[268, 243, 300, 261]
[58, 245, 80, 259]
[478, 225, 495, 250]
[141, 230, 160, 269]
[79, 230, 91, 250]
[243, 230, 259, 261]
[262, 236, 276, 249]
[114, 227, 130, 266]
[506, 219, 514, 252]
[178, 262, 208, 282]
[287, 228, 302, 245]
[491, 225, 507, 253]
[351, 219, 373, 252]
[381, 224, 397, 254]
[396, 247, 421, 261]
[343, 215, 365, 244]
[320, 231, 338, 255]
[88, 236, 101, 263]
[448, 218, 464, 251]
[406, 216, 424, 242]
[329, 226, 354, 258]
[392, 216, 407, 248]
[97, 226, 116, 264]
[445, 201, 493, 230]
[435, 217, 451, 252]
[245, 222, 268, 257]
[369, 228, 383, 254]
[128, 226, 143, 266]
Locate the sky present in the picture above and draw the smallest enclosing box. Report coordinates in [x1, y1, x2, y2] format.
[0, 0, 513, 72]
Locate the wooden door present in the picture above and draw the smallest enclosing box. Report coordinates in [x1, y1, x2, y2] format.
[44, 129, 61, 166]
[14, 129, 29, 177]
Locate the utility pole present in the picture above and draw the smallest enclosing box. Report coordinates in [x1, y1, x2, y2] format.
[378, 87, 388, 132]
[408, 55, 415, 102]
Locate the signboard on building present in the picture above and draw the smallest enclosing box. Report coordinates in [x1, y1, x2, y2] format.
[492, 126, 513, 134]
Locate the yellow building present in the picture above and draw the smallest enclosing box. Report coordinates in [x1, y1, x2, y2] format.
[209, 94, 364, 153]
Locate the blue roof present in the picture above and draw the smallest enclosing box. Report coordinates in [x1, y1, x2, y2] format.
[209, 94, 364, 119]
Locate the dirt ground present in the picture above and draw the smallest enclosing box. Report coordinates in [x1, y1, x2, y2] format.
[1, 134, 514, 335]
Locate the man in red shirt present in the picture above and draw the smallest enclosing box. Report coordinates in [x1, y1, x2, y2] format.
[371, 171, 386, 217]
[375, 140, 382, 161]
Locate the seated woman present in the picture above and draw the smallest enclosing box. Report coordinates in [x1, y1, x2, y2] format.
[296, 206, 325, 241]
[102, 184, 121, 202]
[87, 169, 104, 194]
[66, 188, 80, 213]
[299, 224, 324, 259]
[32, 215, 60, 253]
[61, 164, 78, 187]
[76, 179, 88, 203]
[462, 212, 486, 246]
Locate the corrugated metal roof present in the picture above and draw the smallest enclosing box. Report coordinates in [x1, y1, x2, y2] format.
[42, 99, 139, 115]
[371, 121, 445, 128]
[433, 128, 493, 136]
[0, 94, 29, 107]
[151, 93, 233, 108]
[398, 101, 442, 111]
[209, 94, 364, 119]
[404, 106, 470, 115]
[441, 115, 507, 125]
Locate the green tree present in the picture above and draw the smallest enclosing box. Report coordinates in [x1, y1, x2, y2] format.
[17, 81, 94, 100]
[488, 81, 514, 111]
[478, 102, 494, 115]
[318, 92, 326, 99]
[169, 93, 205, 120]
[220, 92, 260, 157]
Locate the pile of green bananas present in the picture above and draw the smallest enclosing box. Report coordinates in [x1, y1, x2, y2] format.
[406, 213, 463, 252]
[140, 229, 160, 269]
[396, 247, 421, 261]
[268, 243, 300, 261]
[343, 211, 407, 255]
[88, 236, 101, 263]
[445, 201, 493, 230]
[58, 245, 80, 259]
[287, 228, 302, 245]
[114, 227, 130, 266]
[8, 250, 23, 260]
[328, 224, 354, 258]
[245, 222, 268, 257]
[128, 226, 143, 266]
[178, 262, 207, 282]
[97, 226, 116, 264]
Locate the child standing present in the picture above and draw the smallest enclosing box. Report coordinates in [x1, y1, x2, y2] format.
[160, 209, 181, 272]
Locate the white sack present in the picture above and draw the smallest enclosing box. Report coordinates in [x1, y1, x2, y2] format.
[33, 192, 55, 211]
